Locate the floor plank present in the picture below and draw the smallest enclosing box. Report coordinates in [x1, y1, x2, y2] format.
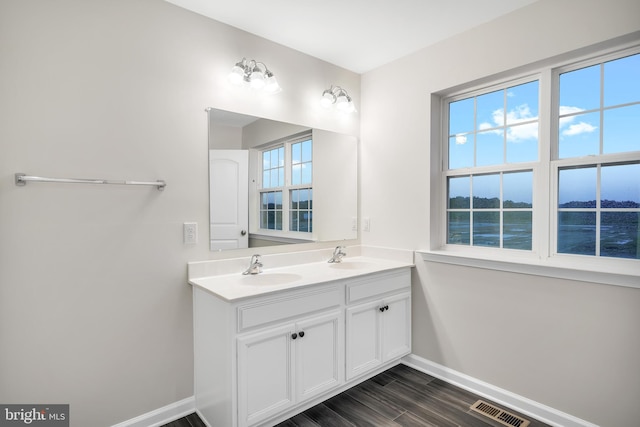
[301, 403, 355, 427]
[161, 412, 207, 427]
[324, 391, 403, 427]
[162, 365, 551, 427]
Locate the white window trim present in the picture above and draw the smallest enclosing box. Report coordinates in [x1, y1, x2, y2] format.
[417, 249, 640, 288]
[426, 41, 640, 289]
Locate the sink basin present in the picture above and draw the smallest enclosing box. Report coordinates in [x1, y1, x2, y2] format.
[328, 261, 375, 270]
[240, 272, 303, 286]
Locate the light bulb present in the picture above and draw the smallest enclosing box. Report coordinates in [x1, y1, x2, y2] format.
[335, 94, 349, 110]
[320, 90, 335, 108]
[249, 71, 265, 90]
[263, 74, 281, 94]
[228, 64, 245, 85]
[343, 100, 356, 113]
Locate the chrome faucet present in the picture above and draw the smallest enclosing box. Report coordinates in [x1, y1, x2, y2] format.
[243, 254, 263, 275]
[328, 246, 347, 263]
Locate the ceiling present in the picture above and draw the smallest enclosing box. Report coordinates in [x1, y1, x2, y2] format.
[165, 0, 537, 74]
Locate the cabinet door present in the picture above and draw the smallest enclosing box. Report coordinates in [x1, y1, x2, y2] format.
[237, 323, 295, 427]
[295, 310, 343, 402]
[381, 292, 411, 362]
[345, 300, 382, 380]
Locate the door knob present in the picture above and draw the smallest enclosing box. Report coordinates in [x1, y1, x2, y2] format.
[241, 230, 247, 236]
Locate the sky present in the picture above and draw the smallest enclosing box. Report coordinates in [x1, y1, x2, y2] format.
[448, 52, 639, 204]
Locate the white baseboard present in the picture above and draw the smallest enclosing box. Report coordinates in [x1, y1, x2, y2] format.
[112, 355, 598, 427]
[402, 354, 599, 427]
[111, 396, 195, 427]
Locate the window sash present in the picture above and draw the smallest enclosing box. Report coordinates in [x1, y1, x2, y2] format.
[259, 132, 313, 234]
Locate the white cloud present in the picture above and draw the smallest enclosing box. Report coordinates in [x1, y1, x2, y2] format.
[507, 122, 538, 142]
[455, 134, 468, 145]
[559, 106, 584, 115]
[562, 122, 597, 136]
[477, 104, 539, 142]
[558, 106, 598, 136]
[506, 105, 535, 124]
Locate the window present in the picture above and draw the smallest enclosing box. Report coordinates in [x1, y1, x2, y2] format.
[259, 133, 313, 234]
[446, 79, 539, 251]
[554, 52, 640, 259]
[442, 47, 640, 263]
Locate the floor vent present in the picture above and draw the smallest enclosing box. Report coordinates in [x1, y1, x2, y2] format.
[470, 400, 530, 427]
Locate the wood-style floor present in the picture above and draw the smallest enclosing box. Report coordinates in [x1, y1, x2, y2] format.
[163, 364, 551, 427]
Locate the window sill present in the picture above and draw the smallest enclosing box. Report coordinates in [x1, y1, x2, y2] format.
[249, 232, 314, 245]
[416, 249, 639, 289]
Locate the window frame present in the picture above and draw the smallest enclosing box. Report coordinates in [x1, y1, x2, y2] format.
[443, 74, 542, 254]
[426, 42, 640, 288]
[441, 73, 544, 258]
[256, 131, 314, 239]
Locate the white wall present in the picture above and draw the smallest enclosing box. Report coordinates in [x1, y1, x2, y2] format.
[0, 1, 359, 426]
[360, 0, 640, 426]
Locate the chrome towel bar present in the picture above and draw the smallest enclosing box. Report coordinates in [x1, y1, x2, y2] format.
[15, 173, 166, 191]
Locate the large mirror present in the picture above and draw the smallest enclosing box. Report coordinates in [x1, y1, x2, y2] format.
[207, 108, 358, 251]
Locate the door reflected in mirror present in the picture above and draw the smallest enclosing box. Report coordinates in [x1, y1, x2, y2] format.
[207, 108, 358, 252]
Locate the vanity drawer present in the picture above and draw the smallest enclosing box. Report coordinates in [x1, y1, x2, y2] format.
[237, 285, 341, 332]
[346, 268, 410, 304]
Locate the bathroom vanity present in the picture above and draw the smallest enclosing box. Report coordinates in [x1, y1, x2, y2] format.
[188, 249, 413, 427]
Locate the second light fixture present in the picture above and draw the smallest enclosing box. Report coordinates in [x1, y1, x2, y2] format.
[320, 86, 356, 113]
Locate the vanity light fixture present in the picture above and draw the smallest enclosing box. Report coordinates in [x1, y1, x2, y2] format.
[228, 58, 281, 94]
[320, 86, 356, 113]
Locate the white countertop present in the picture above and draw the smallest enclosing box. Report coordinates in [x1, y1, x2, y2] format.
[189, 255, 414, 302]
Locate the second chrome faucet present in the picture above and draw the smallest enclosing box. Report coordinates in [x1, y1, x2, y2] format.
[243, 254, 263, 275]
[328, 246, 347, 263]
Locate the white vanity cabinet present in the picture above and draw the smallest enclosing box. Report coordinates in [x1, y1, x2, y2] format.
[192, 264, 411, 427]
[345, 269, 412, 380]
[237, 308, 343, 427]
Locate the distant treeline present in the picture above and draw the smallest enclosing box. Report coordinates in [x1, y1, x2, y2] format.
[449, 196, 531, 209]
[560, 200, 640, 208]
[450, 196, 640, 209]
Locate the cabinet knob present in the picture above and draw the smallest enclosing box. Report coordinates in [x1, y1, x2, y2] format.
[379, 305, 389, 312]
[379, 306, 385, 312]
[291, 333, 297, 340]
[299, 331, 305, 338]
[385, 305, 389, 311]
